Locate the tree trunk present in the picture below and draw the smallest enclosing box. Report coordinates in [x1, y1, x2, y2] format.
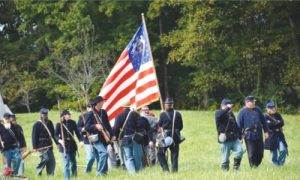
[287, 3, 300, 60]
[159, 14, 169, 98]
[202, 93, 209, 108]
[25, 92, 31, 113]
[84, 91, 89, 105]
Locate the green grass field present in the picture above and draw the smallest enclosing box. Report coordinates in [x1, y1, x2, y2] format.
[2, 110, 300, 180]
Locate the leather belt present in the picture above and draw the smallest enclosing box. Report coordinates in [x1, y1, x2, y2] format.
[245, 128, 258, 132]
[123, 134, 134, 137]
[270, 128, 280, 132]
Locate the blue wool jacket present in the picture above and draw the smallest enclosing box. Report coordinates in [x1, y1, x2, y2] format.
[215, 107, 242, 143]
[85, 108, 113, 144]
[237, 106, 269, 140]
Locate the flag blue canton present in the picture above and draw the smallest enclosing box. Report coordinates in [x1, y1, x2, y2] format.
[127, 23, 152, 72]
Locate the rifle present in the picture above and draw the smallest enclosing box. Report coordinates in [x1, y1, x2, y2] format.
[22, 145, 53, 160]
[58, 98, 66, 157]
[91, 107, 111, 144]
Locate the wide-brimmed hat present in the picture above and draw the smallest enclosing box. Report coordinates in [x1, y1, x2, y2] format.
[122, 100, 131, 108]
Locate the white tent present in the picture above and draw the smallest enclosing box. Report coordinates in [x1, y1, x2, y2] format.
[0, 93, 12, 119]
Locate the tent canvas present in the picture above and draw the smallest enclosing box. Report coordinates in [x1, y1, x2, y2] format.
[0, 93, 12, 119]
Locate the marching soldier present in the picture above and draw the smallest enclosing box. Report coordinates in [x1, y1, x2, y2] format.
[85, 96, 113, 176]
[215, 98, 243, 171]
[77, 102, 98, 173]
[237, 95, 269, 168]
[11, 114, 27, 175]
[55, 109, 83, 180]
[157, 98, 183, 173]
[264, 101, 288, 166]
[112, 101, 143, 173]
[32, 108, 58, 176]
[0, 113, 26, 175]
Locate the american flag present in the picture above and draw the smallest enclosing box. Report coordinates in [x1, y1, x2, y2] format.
[100, 22, 160, 126]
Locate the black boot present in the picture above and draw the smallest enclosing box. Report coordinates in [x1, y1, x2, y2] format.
[233, 158, 241, 171]
[221, 164, 229, 171]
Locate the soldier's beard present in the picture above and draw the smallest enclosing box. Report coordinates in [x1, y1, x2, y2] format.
[4, 123, 11, 129]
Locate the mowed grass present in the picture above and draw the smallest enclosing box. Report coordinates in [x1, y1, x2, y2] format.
[2, 110, 300, 180]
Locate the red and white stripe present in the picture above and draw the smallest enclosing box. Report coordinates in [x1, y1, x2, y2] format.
[100, 50, 160, 126]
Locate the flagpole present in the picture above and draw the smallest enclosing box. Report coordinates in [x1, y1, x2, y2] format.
[141, 13, 164, 111]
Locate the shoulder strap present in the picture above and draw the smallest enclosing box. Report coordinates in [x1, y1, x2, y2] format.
[118, 111, 132, 140]
[39, 120, 54, 143]
[224, 114, 231, 133]
[7, 128, 19, 145]
[62, 123, 75, 141]
[265, 113, 277, 121]
[172, 110, 176, 138]
[92, 109, 104, 125]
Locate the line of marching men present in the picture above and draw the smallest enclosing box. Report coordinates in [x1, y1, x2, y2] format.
[0, 96, 184, 179]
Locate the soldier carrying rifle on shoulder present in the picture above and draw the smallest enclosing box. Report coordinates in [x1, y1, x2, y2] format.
[84, 96, 113, 176]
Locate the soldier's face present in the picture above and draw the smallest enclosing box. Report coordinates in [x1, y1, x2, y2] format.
[164, 103, 173, 110]
[267, 107, 276, 114]
[65, 114, 71, 120]
[95, 101, 104, 109]
[142, 109, 149, 114]
[245, 100, 255, 109]
[3, 117, 10, 124]
[221, 104, 227, 110]
[40, 114, 48, 120]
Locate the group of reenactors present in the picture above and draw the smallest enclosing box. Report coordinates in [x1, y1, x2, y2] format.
[215, 95, 288, 171]
[0, 96, 184, 179]
[1, 94, 287, 178]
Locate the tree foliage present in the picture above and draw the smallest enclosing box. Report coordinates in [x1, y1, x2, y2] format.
[0, 1, 299, 113]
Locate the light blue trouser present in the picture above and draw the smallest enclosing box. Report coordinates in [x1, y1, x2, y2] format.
[3, 147, 21, 174]
[122, 140, 143, 173]
[271, 139, 287, 166]
[93, 141, 108, 176]
[60, 152, 77, 180]
[220, 139, 243, 167]
[84, 144, 97, 173]
[7, 152, 24, 175]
